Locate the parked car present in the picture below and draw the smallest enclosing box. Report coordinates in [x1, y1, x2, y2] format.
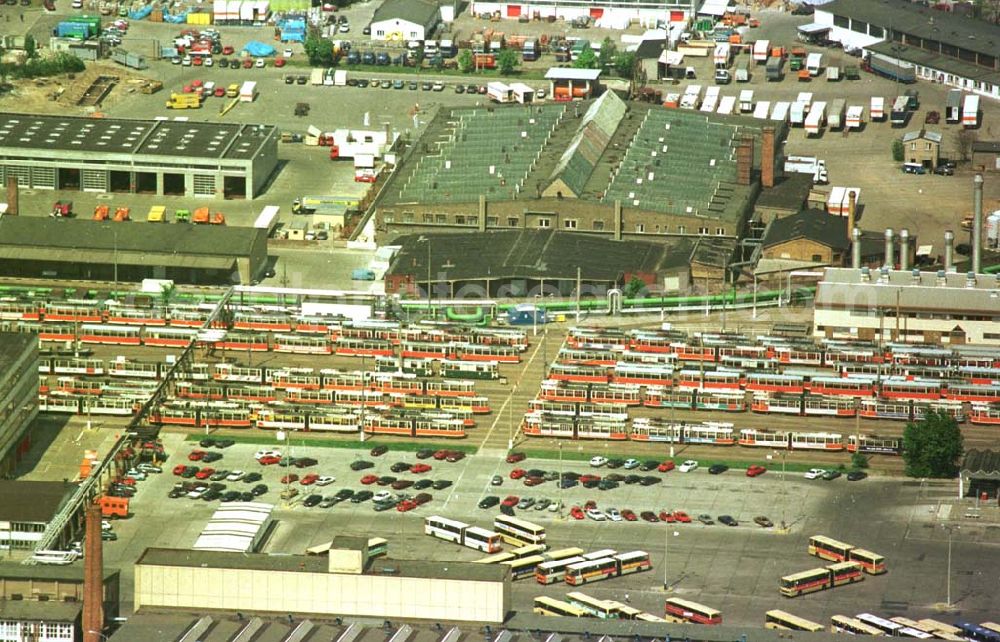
[847, 471, 868, 481]
[639, 460, 660, 471]
[414, 479, 434, 490]
[621, 509, 638, 521]
[501, 495, 519, 507]
[640, 511, 659, 523]
[517, 497, 535, 510]
[506, 452, 526, 464]
[416, 449, 434, 459]
[934, 164, 954, 176]
[746, 465, 767, 477]
[586, 508, 606, 521]
[350, 460, 374, 471]
[804, 468, 826, 480]
[478, 495, 500, 509]
[292, 457, 318, 468]
[280, 474, 299, 484]
[491, 475, 503, 486]
[570, 506, 585, 520]
[718, 515, 739, 527]
[370, 445, 388, 457]
[303, 494, 323, 507]
[243, 472, 262, 483]
[360, 474, 379, 485]
[623, 458, 640, 469]
[534, 498, 551, 511]
[510, 468, 526, 479]
[606, 458, 625, 469]
[300, 473, 320, 485]
[315, 476, 335, 486]
[754, 516, 774, 528]
[678, 460, 699, 473]
[605, 508, 622, 522]
[390, 462, 411, 473]
[708, 464, 729, 475]
[822, 470, 842, 481]
[432, 480, 452, 490]
[351, 490, 373, 503]
[658, 461, 676, 472]
[589, 456, 608, 467]
[697, 513, 714, 525]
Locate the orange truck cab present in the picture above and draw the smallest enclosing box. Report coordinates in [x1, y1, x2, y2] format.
[192, 206, 210, 224]
[113, 206, 130, 222]
[93, 205, 110, 221]
[99, 495, 129, 518]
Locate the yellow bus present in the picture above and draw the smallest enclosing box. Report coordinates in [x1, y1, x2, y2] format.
[917, 619, 963, 637]
[765, 610, 824, 632]
[664, 598, 722, 625]
[808, 535, 854, 562]
[146, 205, 166, 222]
[780, 567, 832, 597]
[533, 596, 589, 617]
[850, 548, 887, 575]
[566, 592, 616, 619]
[831, 615, 885, 636]
[503, 555, 547, 581]
[475, 551, 517, 564]
[494, 514, 546, 546]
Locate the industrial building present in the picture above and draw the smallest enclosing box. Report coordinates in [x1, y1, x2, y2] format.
[960, 450, 1000, 500]
[0, 217, 269, 285]
[0, 333, 39, 478]
[0, 482, 75, 551]
[468, 0, 692, 28]
[814, 0, 1000, 100]
[0, 114, 279, 199]
[384, 229, 694, 297]
[376, 97, 781, 246]
[369, 0, 441, 41]
[134, 542, 509, 623]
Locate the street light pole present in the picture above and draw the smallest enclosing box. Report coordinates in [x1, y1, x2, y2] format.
[507, 384, 517, 451]
[533, 294, 540, 336]
[663, 528, 677, 590]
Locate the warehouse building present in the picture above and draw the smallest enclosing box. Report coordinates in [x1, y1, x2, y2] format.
[0, 217, 268, 285]
[0, 114, 279, 199]
[468, 0, 692, 28]
[0, 481, 74, 551]
[134, 542, 509, 623]
[813, 267, 1000, 345]
[814, 0, 1000, 100]
[0, 333, 39, 478]
[376, 98, 781, 246]
[384, 229, 694, 297]
[369, 0, 441, 41]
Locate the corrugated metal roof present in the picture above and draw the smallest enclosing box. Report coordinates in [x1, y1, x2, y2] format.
[816, 267, 1000, 314]
[962, 449, 1000, 479]
[545, 68, 602, 81]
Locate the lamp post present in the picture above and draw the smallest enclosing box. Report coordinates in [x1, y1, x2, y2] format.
[943, 524, 959, 609]
[532, 294, 541, 336]
[663, 528, 678, 590]
[277, 429, 291, 505]
[507, 384, 517, 451]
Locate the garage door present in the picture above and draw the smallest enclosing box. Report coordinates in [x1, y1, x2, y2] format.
[589, 8, 603, 18]
[5, 166, 29, 187]
[506, 4, 521, 17]
[193, 174, 216, 196]
[82, 169, 108, 192]
[30, 167, 56, 189]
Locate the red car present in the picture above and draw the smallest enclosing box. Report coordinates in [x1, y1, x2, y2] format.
[397, 499, 417, 512]
[659, 510, 676, 523]
[242, 58, 253, 69]
[510, 468, 526, 479]
[413, 493, 432, 505]
[746, 465, 767, 477]
[222, 45, 234, 55]
[195, 467, 215, 480]
[392, 479, 413, 490]
[506, 452, 526, 464]
[658, 461, 675, 472]
[446, 451, 465, 462]
[524, 477, 544, 487]
[579, 474, 601, 484]
[570, 506, 585, 520]
[621, 509, 638, 522]
[173, 464, 188, 475]
[281, 474, 299, 484]
[673, 510, 692, 523]
[501, 495, 519, 507]
[410, 463, 432, 474]
[584, 499, 597, 510]
[188, 450, 206, 461]
[360, 474, 378, 485]
[258, 455, 280, 465]
[432, 450, 450, 460]
[300, 473, 320, 485]
[274, 57, 286, 67]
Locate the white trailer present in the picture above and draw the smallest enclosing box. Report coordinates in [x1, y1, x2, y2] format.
[845, 105, 864, 130]
[806, 52, 823, 76]
[700, 86, 720, 112]
[804, 101, 826, 136]
[753, 100, 770, 120]
[310, 68, 324, 85]
[717, 95, 736, 115]
[790, 100, 808, 127]
[487, 81, 514, 103]
[945, 89, 962, 123]
[713, 42, 731, 67]
[827, 98, 846, 130]
[752, 39, 769, 63]
[963, 94, 980, 128]
[770, 101, 790, 123]
[870, 96, 885, 121]
[680, 85, 702, 109]
[738, 89, 754, 113]
[509, 82, 535, 104]
[784, 155, 828, 184]
[334, 69, 347, 86]
[795, 91, 813, 108]
[239, 80, 257, 102]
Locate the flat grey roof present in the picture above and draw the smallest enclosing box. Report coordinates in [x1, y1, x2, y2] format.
[136, 548, 508, 582]
[0, 114, 274, 161]
[545, 68, 601, 81]
[820, 0, 1000, 57]
[0, 217, 263, 259]
[0, 332, 34, 365]
[0, 481, 74, 523]
[867, 41, 1000, 88]
[0, 565, 119, 583]
[0, 600, 82, 622]
[816, 267, 1000, 314]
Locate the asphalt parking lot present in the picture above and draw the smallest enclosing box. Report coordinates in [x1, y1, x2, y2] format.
[40, 426, 988, 626]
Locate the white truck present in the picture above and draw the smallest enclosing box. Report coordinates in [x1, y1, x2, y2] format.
[827, 99, 846, 130]
[784, 155, 828, 184]
[487, 81, 514, 103]
[963, 94, 980, 128]
[716, 95, 736, 115]
[804, 101, 826, 136]
[870, 96, 885, 121]
[310, 68, 324, 85]
[738, 89, 754, 113]
[713, 42, 731, 68]
[806, 52, 823, 76]
[752, 100, 770, 120]
[680, 85, 702, 110]
[334, 70, 347, 86]
[770, 101, 790, 124]
[845, 105, 864, 130]
[790, 100, 808, 127]
[239, 80, 257, 102]
[700, 86, 720, 113]
[945, 89, 962, 123]
[752, 39, 769, 63]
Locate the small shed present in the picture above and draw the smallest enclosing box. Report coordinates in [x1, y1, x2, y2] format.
[287, 219, 309, 241]
[971, 141, 1000, 172]
[960, 449, 1000, 501]
[902, 129, 942, 169]
[545, 68, 601, 101]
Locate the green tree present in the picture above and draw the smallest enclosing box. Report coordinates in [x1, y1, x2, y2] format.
[24, 35, 36, 59]
[159, 282, 176, 317]
[496, 48, 520, 75]
[902, 410, 963, 478]
[598, 37, 617, 70]
[303, 33, 334, 67]
[851, 452, 869, 470]
[457, 49, 474, 73]
[623, 277, 645, 298]
[891, 139, 904, 162]
[573, 47, 598, 70]
[613, 51, 637, 79]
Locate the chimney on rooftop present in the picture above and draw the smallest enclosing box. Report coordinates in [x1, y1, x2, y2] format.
[82, 503, 104, 642]
[761, 127, 776, 188]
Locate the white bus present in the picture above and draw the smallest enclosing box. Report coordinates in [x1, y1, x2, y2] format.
[424, 516, 501, 553]
[493, 514, 546, 546]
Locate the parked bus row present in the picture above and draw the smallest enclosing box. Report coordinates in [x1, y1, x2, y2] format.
[828, 615, 999, 640]
[663, 597, 722, 625]
[424, 515, 503, 553]
[779, 561, 865, 597]
[808, 535, 888, 574]
[532, 593, 664, 621]
[566, 328, 1000, 370]
[0, 300, 529, 349]
[550, 358, 1000, 404]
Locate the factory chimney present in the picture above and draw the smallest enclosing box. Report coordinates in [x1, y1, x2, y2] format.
[884, 228, 894, 269]
[944, 230, 955, 273]
[846, 190, 857, 241]
[851, 227, 862, 269]
[973, 173, 984, 274]
[83, 503, 104, 642]
[899, 229, 910, 271]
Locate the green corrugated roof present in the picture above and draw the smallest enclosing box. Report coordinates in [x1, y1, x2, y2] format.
[547, 91, 628, 197]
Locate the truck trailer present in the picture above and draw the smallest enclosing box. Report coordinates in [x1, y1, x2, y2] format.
[945, 89, 962, 123]
[962, 95, 980, 128]
[827, 99, 846, 130]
